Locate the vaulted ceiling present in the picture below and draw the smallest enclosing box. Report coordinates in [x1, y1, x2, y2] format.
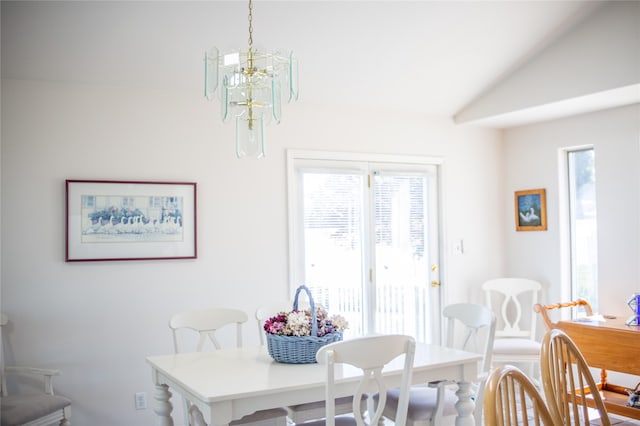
[3, 1, 630, 127]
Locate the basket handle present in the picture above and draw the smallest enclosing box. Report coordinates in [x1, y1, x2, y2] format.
[293, 285, 317, 337]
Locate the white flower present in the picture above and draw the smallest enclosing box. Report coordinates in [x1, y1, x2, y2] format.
[329, 315, 349, 331]
[286, 311, 311, 336]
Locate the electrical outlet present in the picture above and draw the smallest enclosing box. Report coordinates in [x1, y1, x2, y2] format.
[134, 392, 147, 410]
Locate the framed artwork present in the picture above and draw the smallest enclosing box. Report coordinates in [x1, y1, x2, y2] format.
[514, 188, 547, 231]
[66, 180, 197, 261]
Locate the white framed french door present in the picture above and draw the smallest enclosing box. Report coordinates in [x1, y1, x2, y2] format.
[287, 151, 443, 343]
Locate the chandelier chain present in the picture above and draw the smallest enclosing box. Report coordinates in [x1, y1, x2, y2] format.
[248, 0, 254, 49]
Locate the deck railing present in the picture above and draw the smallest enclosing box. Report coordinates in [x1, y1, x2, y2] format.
[306, 284, 433, 342]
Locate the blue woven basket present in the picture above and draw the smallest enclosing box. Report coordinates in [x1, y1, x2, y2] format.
[265, 285, 343, 364]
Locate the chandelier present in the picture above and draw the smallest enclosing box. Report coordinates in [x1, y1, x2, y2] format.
[204, 0, 299, 159]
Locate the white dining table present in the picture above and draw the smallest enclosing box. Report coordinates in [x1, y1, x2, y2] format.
[146, 342, 481, 426]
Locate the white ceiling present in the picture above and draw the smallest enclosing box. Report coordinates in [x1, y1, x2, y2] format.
[1, 1, 613, 125]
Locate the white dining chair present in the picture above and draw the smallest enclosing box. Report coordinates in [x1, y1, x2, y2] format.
[255, 302, 363, 423]
[482, 278, 542, 379]
[170, 308, 288, 426]
[375, 303, 496, 426]
[294, 334, 416, 426]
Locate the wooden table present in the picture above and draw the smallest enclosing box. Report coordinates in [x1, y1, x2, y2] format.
[147, 343, 481, 426]
[556, 315, 640, 419]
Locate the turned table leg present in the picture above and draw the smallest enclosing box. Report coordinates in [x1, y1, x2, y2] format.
[154, 384, 174, 426]
[455, 381, 476, 426]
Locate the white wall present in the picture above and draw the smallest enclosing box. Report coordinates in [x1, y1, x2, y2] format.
[0, 77, 503, 425]
[502, 104, 640, 315]
[455, 1, 640, 124]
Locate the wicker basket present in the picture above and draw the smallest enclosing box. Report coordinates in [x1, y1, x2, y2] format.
[265, 285, 343, 364]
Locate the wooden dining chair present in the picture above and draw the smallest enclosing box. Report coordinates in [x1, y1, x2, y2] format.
[375, 302, 496, 426]
[255, 302, 363, 423]
[540, 329, 612, 426]
[533, 299, 594, 331]
[294, 334, 416, 426]
[484, 364, 558, 426]
[169, 308, 288, 426]
[482, 278, 542, 378]
[533, 299, 615, 418]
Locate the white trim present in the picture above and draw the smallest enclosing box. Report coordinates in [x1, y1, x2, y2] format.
[557, 147, 572, 304]
[287, 150, 444, 166]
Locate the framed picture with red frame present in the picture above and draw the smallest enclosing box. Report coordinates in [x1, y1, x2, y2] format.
[66, 180, 197, 261]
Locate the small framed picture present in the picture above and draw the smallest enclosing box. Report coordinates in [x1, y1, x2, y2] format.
[66, 180, 197, 261]
[514, 188, 547, 231]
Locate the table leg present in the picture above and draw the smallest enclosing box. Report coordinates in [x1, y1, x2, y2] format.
[153, 383, 174, 426]
[454, 381, 475, 426]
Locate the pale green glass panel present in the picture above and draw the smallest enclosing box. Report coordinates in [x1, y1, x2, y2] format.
[220, 75, 230, 122]
[222, 51, 240, 67]
[289, 52, 299, 102]
[226, 83, 246, 121]
[272, 79, 282, 124]
[252, 82, 274, 126]
[250, 49, 268, 73]
[204, 47, 219, 100]
[236, 115, 265, 159]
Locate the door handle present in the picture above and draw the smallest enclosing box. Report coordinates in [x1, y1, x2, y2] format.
[431, 264, 440, 287]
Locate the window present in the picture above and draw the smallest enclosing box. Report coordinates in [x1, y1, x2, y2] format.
[567, 148, 598, 310]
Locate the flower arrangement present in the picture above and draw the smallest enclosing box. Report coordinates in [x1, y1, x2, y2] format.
[264, 305, 349, 337]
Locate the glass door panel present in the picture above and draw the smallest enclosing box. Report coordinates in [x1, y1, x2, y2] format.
[301, 170, 367, 336]
[372, 167, 440, 343]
